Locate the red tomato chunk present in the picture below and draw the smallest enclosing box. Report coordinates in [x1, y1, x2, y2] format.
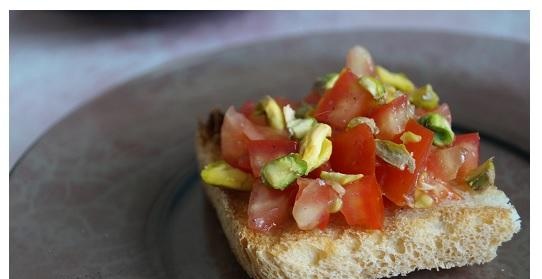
[330, 124, 376, 175]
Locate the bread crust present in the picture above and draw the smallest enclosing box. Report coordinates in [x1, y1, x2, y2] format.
[195, 112, 521, 279]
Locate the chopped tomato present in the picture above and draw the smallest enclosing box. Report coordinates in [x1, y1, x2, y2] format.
[248, 181, 297, 232]
[293, 178, 337, 230]
[248, 140, 298, 177]
[239, 101, 267, 126]
[417, 174, 462, 204]
[377, 120, 434, 206]
[416, 103, 452, 124]
[426, 145, 467, 182]
[371, 95, 412, 140]
[330, 124, 376, 175]
[306, 161, 332, 179]
[453, 133, 480, 179]
[221, 107, 266, 171]
[340, 175, 384, 229]
[313, 69, 377, 130]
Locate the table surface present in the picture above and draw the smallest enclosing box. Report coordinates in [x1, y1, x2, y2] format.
[9, 11, 529, 169]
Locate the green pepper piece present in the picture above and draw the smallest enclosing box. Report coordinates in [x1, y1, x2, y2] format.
[410, 84, 440, 110]
[465, 157, 495, 191]
[200, 161, 253, 191]
[418, 113, 454, 147]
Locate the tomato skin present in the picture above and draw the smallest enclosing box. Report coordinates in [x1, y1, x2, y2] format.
[330, 124, 376, 175]
[239, 101, 268, 126]
[341, 175, 384, 229]
[248, 181, 297, 232]
[377, 120, 434, 206]
[313, 69, 377, 130]
[371, 95, 411, 140]
[453, 133, 480, 179]
[248, 140, 298, 177]
[293, 178, 337, 230]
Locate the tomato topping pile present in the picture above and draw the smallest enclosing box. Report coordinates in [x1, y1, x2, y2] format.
[204, 46, 488, 233]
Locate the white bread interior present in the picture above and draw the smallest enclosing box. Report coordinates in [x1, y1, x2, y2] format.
[196, 111, 521, 279]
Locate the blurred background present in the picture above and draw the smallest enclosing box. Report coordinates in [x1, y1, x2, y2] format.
[9, 11, 529, 169]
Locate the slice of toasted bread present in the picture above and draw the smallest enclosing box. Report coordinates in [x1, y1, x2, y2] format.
[196, 110, 521, 279]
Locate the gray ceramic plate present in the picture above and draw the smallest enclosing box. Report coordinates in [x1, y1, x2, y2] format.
[10, 31, 529, 279]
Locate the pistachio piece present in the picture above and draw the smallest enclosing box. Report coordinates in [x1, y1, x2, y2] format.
[282, 104, 296, 123]
[413, 189, 434, 208]
[375, 139, 416, 173]
[375, 65, 416, 93]
[200, 161, 253, 191]
[312, 138, 333, 173]
[283, 104, 317, 139]
[299, 123, 333, 172]
[314, 72, 339, 91]
[320, 171, 364, 185]
[465, 157, 495, 191]
[359, 76, 386, 102]
[328, 180, 346, 197]
[418, 113, 454, 147]
[288, 118, 316, 139]
[328, 198, 343, 213]
[400, 131, 422, 144]
[410, 84, 440, 110]
[261, 153, 308, 190]
[347, 116, 379, 134]
[295, 102, 315, 118]
[259, 95, 285, 130]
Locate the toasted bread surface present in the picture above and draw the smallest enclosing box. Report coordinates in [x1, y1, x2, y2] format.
[195, 112, 521, 279]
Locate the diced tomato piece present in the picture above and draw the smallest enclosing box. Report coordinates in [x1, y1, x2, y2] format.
[248, 181, 297, 232]
[340, 175, 384, 229]
[371, 95, 412, 140]
[248, 139, 298, 177]
[417, 174, 462, 204]
[221, 107, 266, 171]
[377, 120, 434, 206]
[330, 124, 376, 175]
[293, 178, 337, 230]
[239, 101, 267, 126]
[306, 161, 332, 179]
[453, 133, 480, 179]
[313, 69, 377, 130]
[426, 145, 467, 182]
[415, 103, 452, 124]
